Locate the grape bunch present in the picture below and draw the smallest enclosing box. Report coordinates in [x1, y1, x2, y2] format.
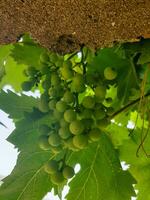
[21, 50, 118, 185]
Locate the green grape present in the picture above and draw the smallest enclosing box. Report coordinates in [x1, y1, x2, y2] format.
[69, 120, 84, 135]
[63, 90, 74, 103]
[38, 135, 50, 150]
[60, 118, 68, 127]
[106, 107, 114, 116]
[61, 66, 74, 80]
[40, 65, 50, 75]
[94, 85, 106, 101]
[58, 126, 72, 139]
[27, 66, 38, 77]
[40, 52, 49, 63]
[62, 166, 75, 179]
[73, 134, 88, 149]
[63, 60, 72, 68]
[53, 109, 63, 120]
[93, 107, 106, 120]
[88, 128, 101, 142]
[51, 73, 60, 86]
[42, 76, 51, 89]
[81, 118, 94, 129]
[55, 58, 63, 68]
[51, 171, 65, 185]
[64, 109, 76, 123]
[39, 124, 50, 135]
[48, 99, 57, 110]
[44, 160, 59, 174]
[82, 96, 95, 109]
[38, 94, 49, 113]
[48, 133, 61, 147]
[71, 74, 85, 93]
[51, 146, 63, 154]
[56, 100, 67, 113]
[81, 108, 93, 119]
[48, 87, 57, 97]
[49, 53, 58, 63]
[104, 67, 117, 80]
[96, 118, 110, 130]
[64, 137, 78, 151]
[21, 80, 34, 91]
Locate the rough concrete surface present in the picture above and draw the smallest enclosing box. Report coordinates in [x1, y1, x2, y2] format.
[0, 0, 150, 53]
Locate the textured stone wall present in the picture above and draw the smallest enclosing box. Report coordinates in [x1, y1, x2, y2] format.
[0, 0, 150, 53]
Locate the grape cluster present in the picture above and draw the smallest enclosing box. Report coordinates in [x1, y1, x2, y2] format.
[21, 51, 118, 185]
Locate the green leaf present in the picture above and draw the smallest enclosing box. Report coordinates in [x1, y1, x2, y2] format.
[67, 134, 136, 200]
[106, 123, 129, 147]
[119, 129, 150, 200]
[0, 57, 28, 91]
[0, 90, 38, 119]
[138, 39, 150, 64]
[0, 149, 54, 200]
[10, 43, 45, 69]
[7, 111, 52, 151]
[0, 45, 13, 81]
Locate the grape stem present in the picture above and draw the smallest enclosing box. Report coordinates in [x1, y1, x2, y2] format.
[110, 92, 150, 119]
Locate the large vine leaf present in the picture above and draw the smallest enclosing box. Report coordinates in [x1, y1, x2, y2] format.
[119, 129, 150, 200]
[0, 90, 38, 119]
[0, 56, 28, 91]
[10, 42, 45, 69]
[0, 149, 54, 200]
[66, 134, 136, 200]
[0, 110, 56, 200]
[0, 45, 13, 81]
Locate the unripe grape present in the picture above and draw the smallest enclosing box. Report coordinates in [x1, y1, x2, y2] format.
[39, 124, 50, 135]
[82, 96, 95, 109]
[60, 118, 68, 127]
[56, 100, 67, 113]
[38, 94, 49, 113]
[21, 80, 34, 91]
[106, 107, 114, 116]
[88, 128, 101, 142]
[71, 74, 85, 93]
[69, 120, 84, 135]
[51, 146, 62, 154]
[97, 118, 110, 130]
[63, 90, 74, 103]
[40, 52, 49, 63]
[41, 65, 50, 75]
[81, 118, 94, 129]
[81, 109, 93, 119]
[26, 66, 37, 77]
[48, 99, 57, 110]
[64, 137, 78, 151]
[73, 134, 88, 149]
[104, 67, 117, 80]
[63, 166, 75, 179]
[49, 53, 58, 63]
[62, 60, 72, 69]
[51, 73, 60, 86]
[53, 109, 63, 120]
[64, 109, 76, 123]
[61, 66, 73, 80]
[51, 172, 65, 185]
[48, 133, 61, 147]
[44, 160, 59, 174]
[58, 127, 72, 139]
[94, 85, 106, 101]
[38, 135, 50, 150]
[93, 107, 106, 120]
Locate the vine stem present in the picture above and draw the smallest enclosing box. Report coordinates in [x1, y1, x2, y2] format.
[110, 92, 150, 120]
